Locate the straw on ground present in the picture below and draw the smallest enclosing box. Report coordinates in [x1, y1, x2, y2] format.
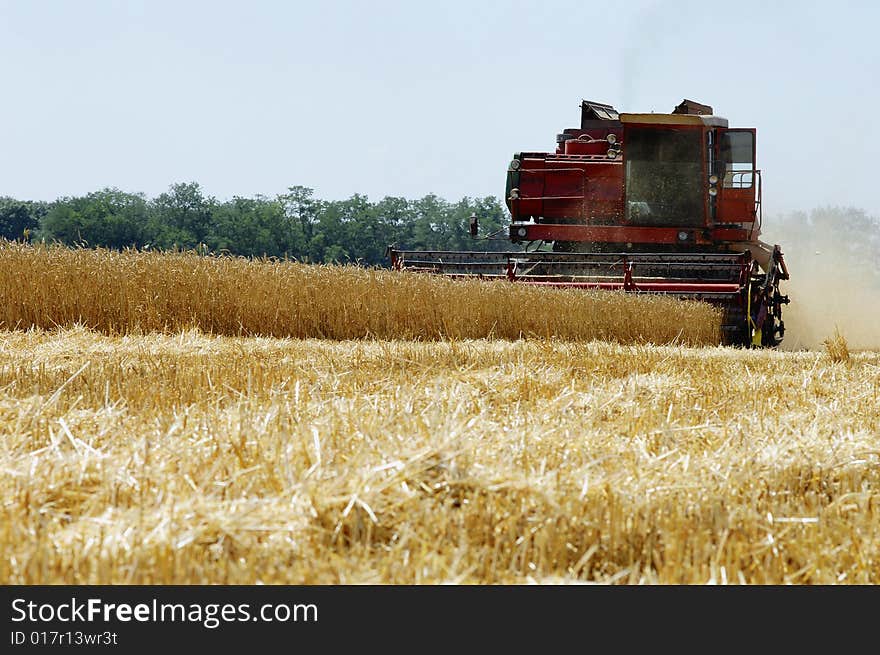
[1, 327, 878, 584]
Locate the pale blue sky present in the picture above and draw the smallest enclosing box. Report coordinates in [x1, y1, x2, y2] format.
[2, 0, 878, 215]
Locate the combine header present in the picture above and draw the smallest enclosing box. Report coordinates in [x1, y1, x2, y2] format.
[388, 98, 790, 347]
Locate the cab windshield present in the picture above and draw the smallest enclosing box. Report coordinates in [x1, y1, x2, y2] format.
[625, 127, 703, 226]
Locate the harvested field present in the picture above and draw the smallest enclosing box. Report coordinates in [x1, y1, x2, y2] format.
[1, 327, 878, 584]
[0, 242, 721, 345]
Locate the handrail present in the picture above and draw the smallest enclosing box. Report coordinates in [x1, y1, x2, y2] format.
[752, 170, 762, 237]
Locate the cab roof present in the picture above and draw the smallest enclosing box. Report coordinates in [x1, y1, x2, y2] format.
[620, 113, 729, 128]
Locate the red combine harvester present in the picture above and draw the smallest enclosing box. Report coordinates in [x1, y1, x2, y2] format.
[388, 99, 790, 347]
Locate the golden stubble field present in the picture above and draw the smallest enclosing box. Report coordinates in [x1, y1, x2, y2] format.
[0, 243, 878, 584]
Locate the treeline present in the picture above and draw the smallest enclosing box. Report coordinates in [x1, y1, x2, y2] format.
[761, 205, 880, 284]
[4, 187, 878, 277]
[0, 183, 514, 265]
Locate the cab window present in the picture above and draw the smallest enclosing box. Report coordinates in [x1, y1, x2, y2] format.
[720, 131, 754, 188]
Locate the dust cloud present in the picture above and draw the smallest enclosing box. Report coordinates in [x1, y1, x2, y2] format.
[761, 208, 880, 351]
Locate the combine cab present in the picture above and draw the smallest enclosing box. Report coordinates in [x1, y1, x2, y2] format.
[388, 98, 790, 347]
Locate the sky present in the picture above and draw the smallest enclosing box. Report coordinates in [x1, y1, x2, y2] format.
[2, 0, 879, 216]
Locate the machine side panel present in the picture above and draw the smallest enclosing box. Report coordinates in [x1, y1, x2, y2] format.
[513, 157, 624, 225]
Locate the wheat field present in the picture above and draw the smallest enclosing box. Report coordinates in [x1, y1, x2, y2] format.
[1, 243, 878, 584]
[0, 242, 720, 345]
[1, 327, 878, 584]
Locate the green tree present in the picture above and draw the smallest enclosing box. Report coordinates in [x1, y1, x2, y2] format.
[376, 196, 410, 236]
[40, 189, 148, 249]
[0, 198, 46, 241]
[337, 194, 390, 265]
[307, 231, 326, 263]
[208, 196, 290, 257]
[311, 198, 354, 263]
[472, 196, 513, 252]
[408, 193, 448, 250]
[25, 181, 517, 265]
[149, 182, 214, 249]
[278, 186, 321, 255]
